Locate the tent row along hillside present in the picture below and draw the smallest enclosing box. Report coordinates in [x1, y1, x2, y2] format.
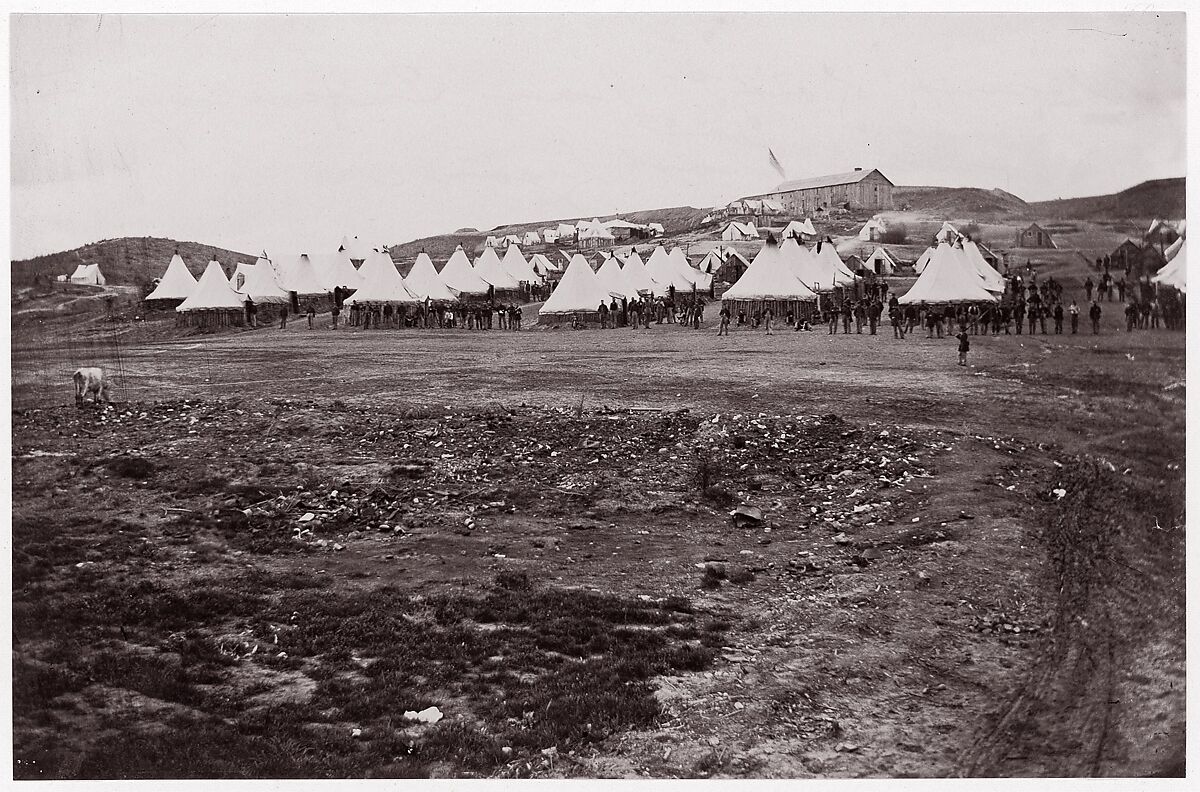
[155, 243, 557, 316]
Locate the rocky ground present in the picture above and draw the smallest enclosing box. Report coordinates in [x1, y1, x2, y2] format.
[10, 301, 1186, 779]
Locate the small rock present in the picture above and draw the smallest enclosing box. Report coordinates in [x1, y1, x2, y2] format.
[298, 512, 315, 523]
[332, 543, 345, 551]
[835, 742, 860, 753]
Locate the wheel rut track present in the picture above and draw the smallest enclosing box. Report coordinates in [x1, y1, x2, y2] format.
[959, 458, 1119, 777]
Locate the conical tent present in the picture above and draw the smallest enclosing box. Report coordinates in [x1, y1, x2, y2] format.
[778, 238, 826, 292]
[500, 245, 541, 285]
[619, 250, 656, 294]
[595, 256, 634, 299]
[233, 260, 290, 304]
[1152, 240, 1186, 292]
[898, 244, 998, 304]
[345, 251, 419, 305]
[405, 253, 459, 302]
[177, 261, 246, 312]
[528, 253, 560, 277]
[961, 241, 1006, 293]
[311, 250, 364, 290]
[914, 246, 935, 274]
[540, 254, 612, 314]
[812, 241, 857, 287]
[145, 253, 198, 301]
[473, 246, 521, 290]
[339, 236, 372, 262]
[723, 239, 817, 301]
[439, 245, 491, 296]
[644, 246, 694, 295]
[275, 254, 329, 296]
[669, 248, 711, 290]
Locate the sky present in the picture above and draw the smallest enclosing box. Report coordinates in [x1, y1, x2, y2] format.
[9, 11, 1188, 260]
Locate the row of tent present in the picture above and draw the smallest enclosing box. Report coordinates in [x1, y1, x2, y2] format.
[540, 246, 715, 314]
[148, 244, 568, 312]
[721, 238, 858, 302]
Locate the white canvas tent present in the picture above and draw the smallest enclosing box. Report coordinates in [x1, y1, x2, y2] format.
[898, 244, 999, 304]
[275, 254, 329, 297]
[522, 231, 541, 245]
[961, 241, 1006, 293]
[1153, 240, 1186, 292]
[540, 254, 612, 315]
[783, 219, 817, 240]
[405, 253, 459, 302]
[721, 221, 759, 241]
[857, 218, 887, 242]
[723, 239, 817, 301]
[345, 251, 420, 305]
[935, 222, 961, 244]
[644, 246, 693, 295]
[812, 240, 857, 287]
[69, 263, 106, 286]
[438, 245, 492, 296]
[474, 246, 521, 290]
[863, 246, 899, 276]
[778, 238, 826, 292]
[177, 260, 245, 312]
[647, 223, 665, 236]
[232, 260, 290, 304]
[311, 250, 364, 291]
[618, 249, 656, 294]
[594, 256, 633, 299]
[145, 253, 197, 301]
[500, 245, 541, 285]
[669, 247, 711, 290]
[339, 236, 372, 262]
[557, 223, 577, 240]
[503, 234, 522, 246]
[578, 219, 615, 244]
[485, 236, 500, 248]
[541, 227, 560, 243]
[528, 253, 561, 277]
[914, 246, 936, 274]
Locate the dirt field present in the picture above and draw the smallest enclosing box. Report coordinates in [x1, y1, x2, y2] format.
[11, 292, 1186, 779]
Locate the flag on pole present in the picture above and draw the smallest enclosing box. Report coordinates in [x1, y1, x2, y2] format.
[768, 148, 787, 181]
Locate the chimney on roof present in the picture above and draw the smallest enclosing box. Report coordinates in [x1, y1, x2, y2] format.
[854, 167, 863, 171]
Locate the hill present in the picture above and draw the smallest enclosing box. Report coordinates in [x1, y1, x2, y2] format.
[485, 206, 711, 238]
[388, 206, 711, 267]
[1028, 178, 1185, 222]
[893, 186, 1031, 218]
[11, 237, 258, 289]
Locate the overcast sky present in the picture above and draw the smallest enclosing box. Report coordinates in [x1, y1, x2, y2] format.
[10, 12, 1187, 260]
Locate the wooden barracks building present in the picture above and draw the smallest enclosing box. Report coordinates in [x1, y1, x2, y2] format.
[741, 167, 894, 215]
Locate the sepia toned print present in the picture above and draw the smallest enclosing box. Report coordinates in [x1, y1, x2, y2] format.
[9, 11, 1186, 780]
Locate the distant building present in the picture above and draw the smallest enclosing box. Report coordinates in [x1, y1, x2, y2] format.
[977, 242, 1003, 269]
[741, 168, 894, 215]
[1014, 223, 1057, 249]
[1110, 239, 1165, 279]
